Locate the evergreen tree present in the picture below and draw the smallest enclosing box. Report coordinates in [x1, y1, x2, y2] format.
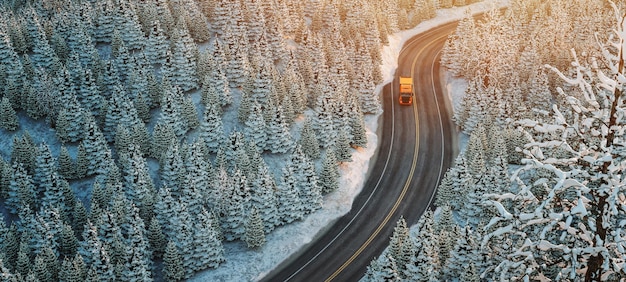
[180, 95, 199, 130]
[30, 19, 61, 72]
[192, 208, 225, 270]
[103, 85, 142, 142]
[10, 131, 37, 172]
[77, 71, 103, 117]
[33, 254, 53, 282]
[74, 143, 88, 179]
[72, 201, 88, 239]
[220, 169, 249, 241]
[290, 145, 322, 214]
[319, 149, 340, 194]
[243, 102, 268, 151]
[150, 122, 177, 161]
[182, 141, 210, 210]
[388, 217, 414, 277]
[147, 217, 166, 259]
[82, 116, 112, 176]
[57, 146, 74, 179]
[265, 105, 294, 153]
[298, 118, 320, 160]
[335, 130, 353, 163]
[145, 20, 168, 65]
[162, 241, 184, 282]
[122, 147, 156, 216]
[313, 96, 337, 148]
[249, 164, 279, 232]
[349, 106, 368, 148]
[244, 207, 266, 249]
[59, 223, 78, 260]
[276, 165, 304, 225]
[33, 143, 58, 197]
[162, 26, 198, 91]
[120, 209, 152, 282]
[0, 97, 18, 131]
[158, 84, 188, 137]
[0, 158, 13, 198]
[6, 163, 36, 215]
[160, 142, 185, 197]
[115, 125, 133, 157]
[198, 104, 226, 154]
[15, 239, 30, 277]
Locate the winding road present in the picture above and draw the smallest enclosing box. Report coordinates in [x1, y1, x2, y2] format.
[261, 20, 460, 282]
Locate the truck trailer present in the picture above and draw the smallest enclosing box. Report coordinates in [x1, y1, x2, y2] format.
[399, 77, 414, 105]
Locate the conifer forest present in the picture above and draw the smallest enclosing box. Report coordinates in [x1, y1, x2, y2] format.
[0, 0, 471, 280]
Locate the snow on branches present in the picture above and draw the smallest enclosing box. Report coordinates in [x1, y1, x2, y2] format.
[483, 3, 626, 280]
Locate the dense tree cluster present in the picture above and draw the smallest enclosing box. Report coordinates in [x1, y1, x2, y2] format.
[0, 0, 460, 279]
[367, 0, 626, 281]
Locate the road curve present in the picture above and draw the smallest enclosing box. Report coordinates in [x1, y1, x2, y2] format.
[261, 20, 459, 282]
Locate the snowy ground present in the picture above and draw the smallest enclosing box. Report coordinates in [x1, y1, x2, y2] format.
[189, 1, 509, 281]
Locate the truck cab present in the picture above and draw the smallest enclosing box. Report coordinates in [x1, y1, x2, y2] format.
[399, 77, 414, 105]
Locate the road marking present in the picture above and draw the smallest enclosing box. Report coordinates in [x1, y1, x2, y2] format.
[325, 31, 451, 282]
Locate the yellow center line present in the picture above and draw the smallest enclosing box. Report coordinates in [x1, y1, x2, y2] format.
[324, 32, 451, 282]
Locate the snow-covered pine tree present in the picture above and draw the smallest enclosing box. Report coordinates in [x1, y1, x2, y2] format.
[10, 131, 37, 172]
[243, 102, 268, 151]
[290, 145, 322, 214]
[335, 130, 353, 163]
[192, 208, 225, 270]
[147, 217, 166, 259]
[29, 18, 61, 73]
[387, 217, 414, 278]
[82, 116, 112, 176]
[145, 20, 168, 66]
[103, 85, 141, 142]
[265, 105, 294, 154]
[244, 207, 266, 249]
[162, 24, 198, 92]
[180, 95, 199, 131]
[223, 29, 251, 88]
[198, 104, 225, 154]
[162, 241, 184, 282]
[77, 68, 105, 120]
[0, 28, 25, 109]
[275, 165, 304, 225]
[158, 83, 188, 138]
[442, 225, 482, 280]
[56, 95, 87, 143]
[402, 210, 440, 280]
[0, 97, 18, 131]
[6, 163, 36, 215]
[120, 207, 152, 282]
[58, 222, 78, 259]
[112, 0, 145, 50]
[160, 142, 185, 197]
[220, 168, 249, 241]
[319, 148, 340, 194]
[57, 145, 74, 180]
[249, 164, 279, 233]
[150, 121, 177, 162]
[33, 143, 59, 201]
[295, 121, 319, 163]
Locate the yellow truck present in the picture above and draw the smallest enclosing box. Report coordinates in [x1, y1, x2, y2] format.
[399, 77, 414, 105]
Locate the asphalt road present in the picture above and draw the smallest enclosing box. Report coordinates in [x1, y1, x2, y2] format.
[261, 20, 459, 282]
